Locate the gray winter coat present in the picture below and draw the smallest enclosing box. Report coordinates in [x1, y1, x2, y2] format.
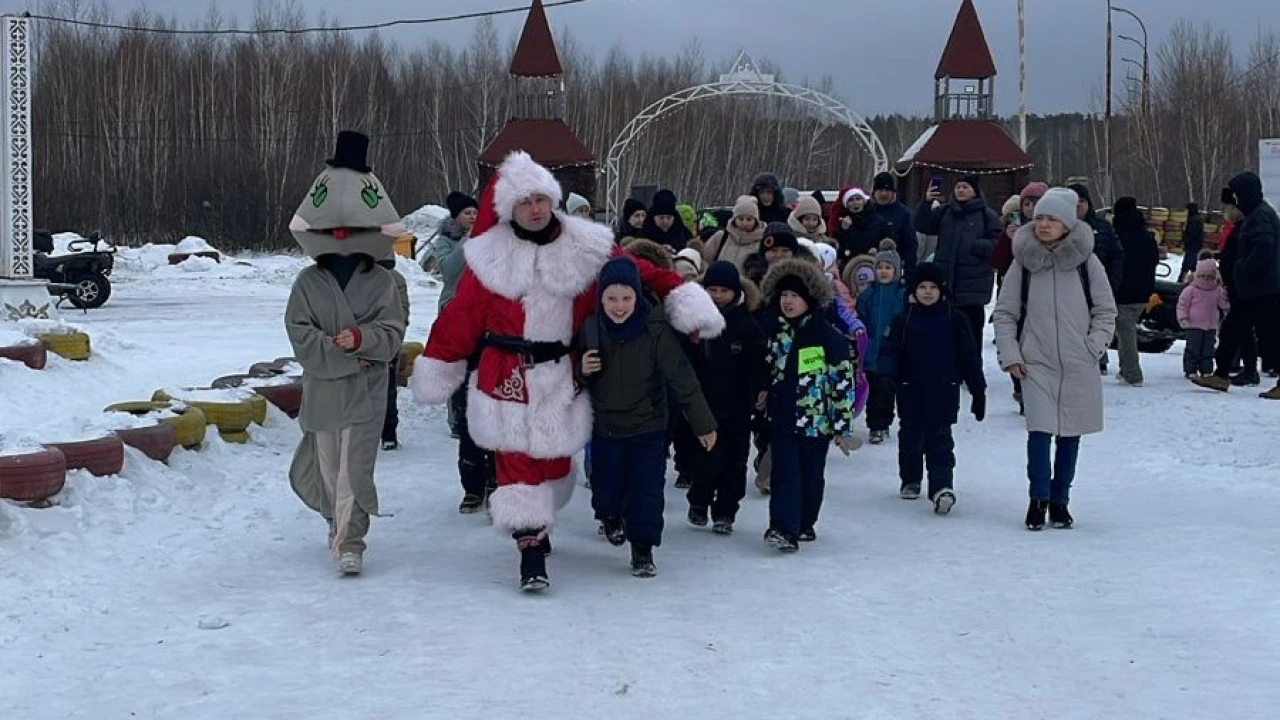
[913, 197, 1001, 306]
[994, 222, 1117, 437]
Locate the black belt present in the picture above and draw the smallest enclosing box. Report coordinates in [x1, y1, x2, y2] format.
[481, 333, 570, 365]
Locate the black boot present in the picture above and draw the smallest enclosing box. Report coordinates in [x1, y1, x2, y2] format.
[600, 516, 626, 547]
[630, 543, 656, 578]
[1025, 500, 1048, 531]
[1049, 502, 1074, 529]
[687, 505, 709, 527]
[1230, 369, 1261, 387]
[513, 530, 549, 592]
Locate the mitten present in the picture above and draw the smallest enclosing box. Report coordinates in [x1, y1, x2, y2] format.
[971, 392, 986, 422]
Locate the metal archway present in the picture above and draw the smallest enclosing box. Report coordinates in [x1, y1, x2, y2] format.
[604, 51, 890, 216]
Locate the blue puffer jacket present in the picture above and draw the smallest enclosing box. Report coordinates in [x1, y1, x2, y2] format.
[856, 281, 906, 373]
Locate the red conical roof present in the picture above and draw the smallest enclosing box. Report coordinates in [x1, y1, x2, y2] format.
[935, 0, 997, 80]
[510, 0, 563, 78]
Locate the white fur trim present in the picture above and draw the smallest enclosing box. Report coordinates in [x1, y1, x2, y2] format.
[410, 356, 466, 405]
[466, 368, 593, 458]
[548, 473, 575, 512]
[664, 281, 727, 339]
[489, 482, 557, 531]
[493, 151, 564, 222]
[463, 215, 614, 302]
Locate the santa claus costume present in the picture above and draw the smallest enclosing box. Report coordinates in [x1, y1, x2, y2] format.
[411, 151, 724, 592]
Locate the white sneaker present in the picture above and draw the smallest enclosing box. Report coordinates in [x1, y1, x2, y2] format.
[338, 551, 363, 575]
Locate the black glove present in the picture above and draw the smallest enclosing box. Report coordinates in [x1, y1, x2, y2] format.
[971, 392, 986, 422]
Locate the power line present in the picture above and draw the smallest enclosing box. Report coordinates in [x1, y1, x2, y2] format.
[19, 0, 590, 36]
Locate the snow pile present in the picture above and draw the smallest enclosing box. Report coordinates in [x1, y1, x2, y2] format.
[0, 325, 37, 347]
[173, 235, 218, 254]
[50, 231, 116, 257]
[177, 255, 220, 273]
[13, 317, 85, 337]
[402, 203, 449, 239]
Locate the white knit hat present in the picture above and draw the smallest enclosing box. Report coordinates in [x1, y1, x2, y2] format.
[674, 248, 703, 277]
[1033, 188, 1081, 231]
[842, 187, 869, 206]
[492, 151, 564, 222]
[566, 192, 590, 215]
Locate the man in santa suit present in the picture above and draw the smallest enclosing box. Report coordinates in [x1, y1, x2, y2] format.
[411, 151, 724, 592]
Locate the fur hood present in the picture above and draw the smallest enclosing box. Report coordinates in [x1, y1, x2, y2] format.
[624, 238, 674, 270]
[761, 258, 834, 309]
[741, 277, 763, 313]
[841, 252, 877, 289]
[1012, 218, 1095, 273]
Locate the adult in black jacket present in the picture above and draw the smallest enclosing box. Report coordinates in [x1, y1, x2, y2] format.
[1180, 203, 1205, 280]
[751, 173, 792, 225]
[912, 173, 1001, 357]
[686, 261, 769, 531]
[1111, 197, 1161, 385]
[870, 172, 919, 281]
[1070, 183, 1124, 374]
[1197, 172, 1280, 397]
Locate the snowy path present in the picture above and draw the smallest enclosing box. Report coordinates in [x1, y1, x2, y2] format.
[2, 255, 1278, 719]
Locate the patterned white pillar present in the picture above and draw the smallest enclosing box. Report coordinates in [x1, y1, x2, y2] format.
[1, 14, 33, 280]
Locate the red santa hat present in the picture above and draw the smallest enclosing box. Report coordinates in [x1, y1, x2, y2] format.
[491, 150, 564, 223]
[471, 171, 500, 238]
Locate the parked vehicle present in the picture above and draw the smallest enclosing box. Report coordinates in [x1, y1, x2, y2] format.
[33, 229, 116, 310]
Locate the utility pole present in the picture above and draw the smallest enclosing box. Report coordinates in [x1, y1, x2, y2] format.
[1018, 0, 1027, 150]
[1103, 0, 1114, 206]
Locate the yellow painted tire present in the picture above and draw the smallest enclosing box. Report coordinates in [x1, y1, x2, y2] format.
[219, 430, 251, 444]
[151, 390, 254, 437]
[37, 331, 91, 361]
[105, 400, 208, 449]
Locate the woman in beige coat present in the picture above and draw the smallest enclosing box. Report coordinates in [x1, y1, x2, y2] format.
[701, 195, 764, 275]
[993, 188, 1117, 532]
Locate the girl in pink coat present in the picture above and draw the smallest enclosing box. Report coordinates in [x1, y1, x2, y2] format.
[1177, 258, 1231, 378]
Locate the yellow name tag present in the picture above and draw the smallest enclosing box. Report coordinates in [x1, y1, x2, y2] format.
[798, 346, 826, 374]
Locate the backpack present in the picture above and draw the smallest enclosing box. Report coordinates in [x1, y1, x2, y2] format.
[1016, 262, 1093, 342]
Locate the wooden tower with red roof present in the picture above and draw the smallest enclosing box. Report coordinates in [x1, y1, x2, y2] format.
[476, 0, 596, 207]
[895, 0, 1032, 211]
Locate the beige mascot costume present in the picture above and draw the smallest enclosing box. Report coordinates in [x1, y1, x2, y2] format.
[286, 131, 407, 575]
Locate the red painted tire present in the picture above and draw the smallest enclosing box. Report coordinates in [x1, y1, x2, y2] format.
[254, 381, 303, 419]
[0, 342, 47, 370]
[115, 422, 177, 463]
[211, 374, 249, 389]
[0, 447, 67, 502]
[44, 435, 125, 477]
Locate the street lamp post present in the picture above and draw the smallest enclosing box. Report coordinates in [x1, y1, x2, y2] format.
[1104, 0, 1114, 206]
[1113, 6, 1150, 116]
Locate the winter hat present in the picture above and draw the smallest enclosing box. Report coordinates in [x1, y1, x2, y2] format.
[751, 173, 783, 196]
[674, 247, 703, 277]
[775, 273, 817, 309]
[732, 195, 760, 221]
[649, 189, 678, 217]
[911, 261, 949, 298]
[782, 187, 801, 207]
[1067, 183, 1093, 207]
[446, 191, 478, 218]
[325, 130, 372, 173]
[492, 150, 563, 223]
[622, 198, 646, 221]
[566, 192, 590, 215]
[1001, 194, 1022, 219]
[598, 256, 643, 297]
[1228, 171, 1265, 214]
[811, 242, 839, 272]
[842, 187, 870, 206]
[955, 174, 981, 197]
[873, 238, 902, 280]
[1194, 258, 1219, 282]
[873, 172, 896, 194]
[1033, 188, 1081, 231]
[854, 261, 876, 287]
[1019, 181, 1049, 202]
[1220, 186, 1237, 207]
[703, 260, 743, 297]
[762, 222, 800, 254]
[597, 257, 652, 340]
[793, 195, 823, 221]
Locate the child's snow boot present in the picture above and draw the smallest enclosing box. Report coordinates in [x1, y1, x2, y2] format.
[869, 430, 888, 445]
[381, 439, 399, 451]
[630, 543, 656, 578]
[797, 527, 817, 543]
[899, 483, 921, 500]
[337, 551, 363, 576]
[514, 530, 549, 592]
[600, 516, 627, 547]
[687, 505, 709, 527]
[932, 488, 956, 515]
[712, 517, 734, 536]
[1025, 500, 1049, 531]
[1049, 502, 1074, 529]
[459, 493, 485, 514]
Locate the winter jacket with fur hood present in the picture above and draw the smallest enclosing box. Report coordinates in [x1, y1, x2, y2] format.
[758, 259, 859, 439]
[912, 197, 1001, 307]
[993, 222, 1118, 437]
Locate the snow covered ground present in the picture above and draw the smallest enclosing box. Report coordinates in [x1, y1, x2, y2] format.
[2, 247, 1278, 719]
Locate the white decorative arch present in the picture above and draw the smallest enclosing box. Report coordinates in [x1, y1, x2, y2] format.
[604, 51, 890, 216]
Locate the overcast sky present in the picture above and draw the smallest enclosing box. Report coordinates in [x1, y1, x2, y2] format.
[10, 0, 1276, 114]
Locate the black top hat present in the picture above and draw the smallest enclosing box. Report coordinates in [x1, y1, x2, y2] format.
[326, 130, 372, 173]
